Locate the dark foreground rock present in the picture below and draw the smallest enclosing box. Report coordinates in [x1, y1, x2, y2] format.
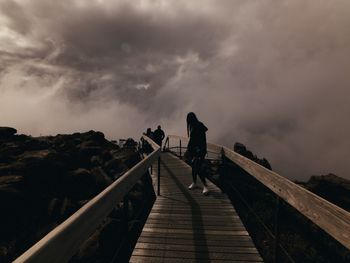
[0, 128, 153, 262]
[0, 127, 17, 140]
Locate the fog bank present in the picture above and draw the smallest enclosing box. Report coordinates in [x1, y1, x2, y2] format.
[1, 0, 350, 180]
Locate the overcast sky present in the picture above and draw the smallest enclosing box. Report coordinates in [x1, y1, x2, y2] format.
[1, 0, 350, 180]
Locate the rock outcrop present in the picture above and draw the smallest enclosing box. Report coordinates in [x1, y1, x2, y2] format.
[0, 127, 149, 262]
[234, 142, 272, 170]
[302, 173, 350, 212]
[0, 127, 17, 140]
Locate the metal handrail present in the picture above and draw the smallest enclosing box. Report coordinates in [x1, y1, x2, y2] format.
[14, 135, 160, 263]
[164, 135, 221, 160]
[165, 135, 350, 251]
[167, 146, 221, 160]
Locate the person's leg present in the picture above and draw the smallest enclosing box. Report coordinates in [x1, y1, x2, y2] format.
[189, 158, 198, 189]
[189, 157, 209, 194]
[198, 171, 208, 187]
[196, 157, 207, 186]
[197, 156, 209, 194]
[192, 165, 197, 183]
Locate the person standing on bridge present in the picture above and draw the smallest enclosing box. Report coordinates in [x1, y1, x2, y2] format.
[186, 112, 209, 195]
[153, 125, 165, 147]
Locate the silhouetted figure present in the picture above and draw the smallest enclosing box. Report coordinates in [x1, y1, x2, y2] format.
[186, 112, 209, 195]
[140, 128, 154, 154]
[153, 125, 165, 147]
[145, 128, 154, 139]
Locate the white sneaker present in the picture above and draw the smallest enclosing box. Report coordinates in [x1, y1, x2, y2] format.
[188, 182, 196, 190]
[202, 186, 209, 195]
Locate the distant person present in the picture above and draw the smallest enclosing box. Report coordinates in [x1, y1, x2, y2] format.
[141, 128, 154, 154]
[153, 125, 165, 147]
[145, 128, 154, 139]
[186, 112, 209, 195]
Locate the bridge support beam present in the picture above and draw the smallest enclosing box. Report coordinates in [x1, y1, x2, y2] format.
[123, 195, 129, 227]
[179, 139, 182, 158]
[157, 156, 161, 196]
[273, 196, 281, 263]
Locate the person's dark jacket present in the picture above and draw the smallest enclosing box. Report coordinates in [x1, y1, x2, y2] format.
[187, 121, 208, 158]
[153, 128, 165, 145]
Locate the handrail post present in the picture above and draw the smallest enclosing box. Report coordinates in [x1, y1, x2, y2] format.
[163, 137, 169, 151]
[221, 147, 225, 166]
[179, 139, 182, 158]
[273, 196, 281, 263]
[157, 156, 161, 196]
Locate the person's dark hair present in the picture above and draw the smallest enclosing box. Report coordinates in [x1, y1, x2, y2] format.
[157, 125, 161, 129]
[187, 112, 199, 136]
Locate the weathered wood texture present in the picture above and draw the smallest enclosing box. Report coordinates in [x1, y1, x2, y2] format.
[14, 136, 160, 263]
[130, 153, 262, 262]
[167, 135, 350, 251]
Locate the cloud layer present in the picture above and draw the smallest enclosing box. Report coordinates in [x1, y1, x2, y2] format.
[1, 0, 350, 180]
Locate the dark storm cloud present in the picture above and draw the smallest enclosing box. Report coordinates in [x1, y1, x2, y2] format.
[0, 0, 230, 103]
[53, 4, 226, 63]
[1, 0, 350, 180]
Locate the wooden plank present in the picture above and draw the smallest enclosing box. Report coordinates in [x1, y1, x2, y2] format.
[153, 207, 235, 213]
[155, 200, 230, 207]
[131, 153, 262, 262]
[130, 255, 263, 263]
[132, 248, 263, 261]
[140, 231, 254, 242]
[152, 202, 233, 207]
[144, 224, 246, 231]
[149, 209, 237, 216]
[142, 227, 249, 236]
[135, 243, 260, 254]
[144, 225, 245, 232]
[145, 220, 244, 227]
[145, 219, 244, 226]
[147, 213, 239, 220]
[136, 236, 255, 247]
[148, 212, 239, 220]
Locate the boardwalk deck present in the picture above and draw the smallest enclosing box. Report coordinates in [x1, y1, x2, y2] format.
[130, 153, 263, 263]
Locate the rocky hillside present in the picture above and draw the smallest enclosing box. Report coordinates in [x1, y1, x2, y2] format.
[0, 127, 149, 262]
[234, 142, 272, 170]
[297, 173, 350, 212]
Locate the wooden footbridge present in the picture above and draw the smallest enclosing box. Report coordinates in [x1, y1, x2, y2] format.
[14, 135, 350, 262]
[130, 152, 262, 262]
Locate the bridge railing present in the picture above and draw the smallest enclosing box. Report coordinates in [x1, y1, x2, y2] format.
[164, 135, 350, 256]
[14, 135, 160, 263]
[163, 134, 222, 161]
